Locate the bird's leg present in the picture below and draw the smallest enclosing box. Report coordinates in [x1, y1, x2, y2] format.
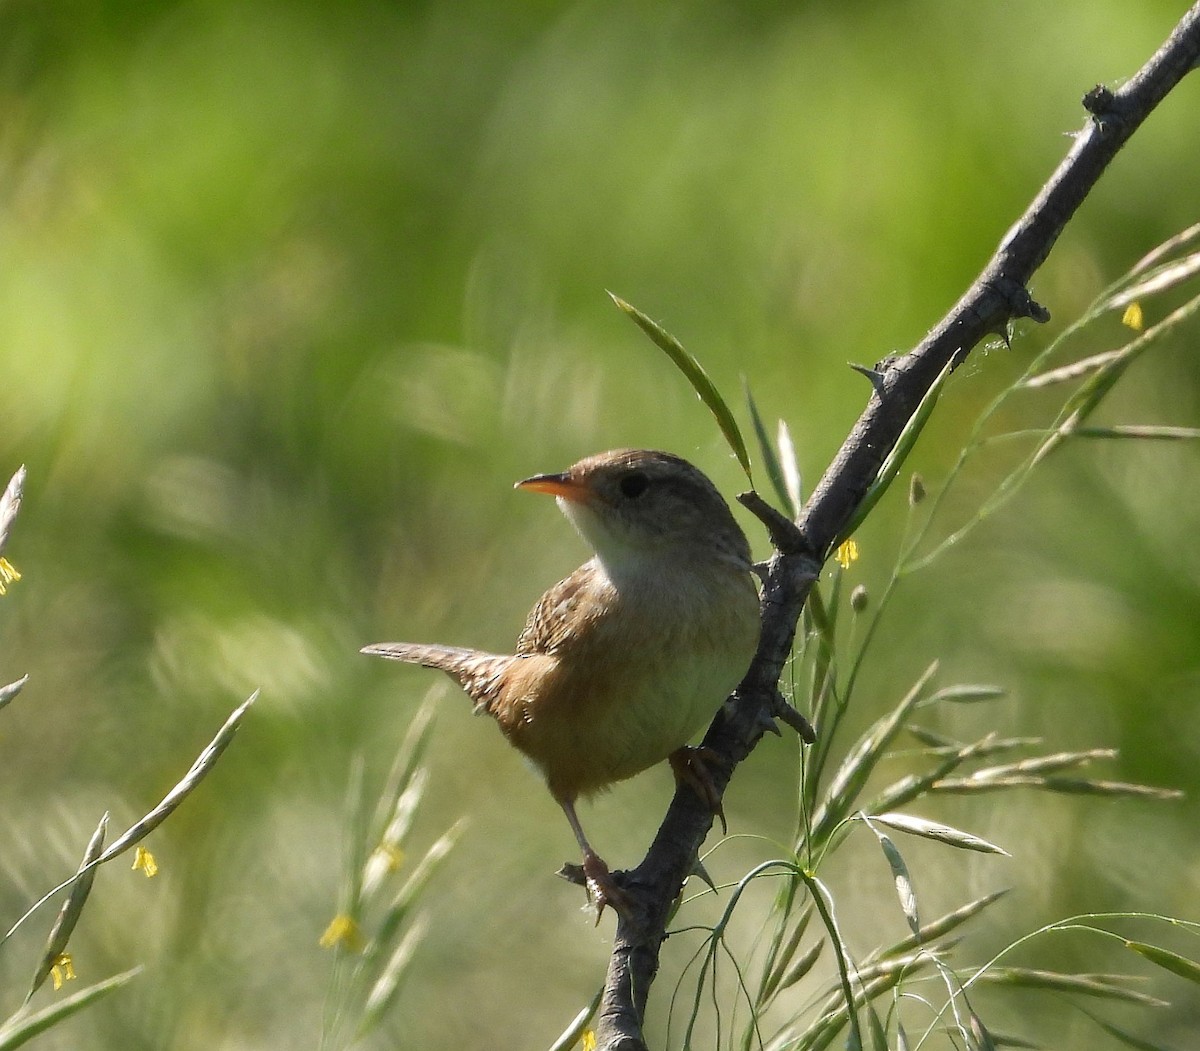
[559, 797, 630, 922]
[669, 745, 727, 835]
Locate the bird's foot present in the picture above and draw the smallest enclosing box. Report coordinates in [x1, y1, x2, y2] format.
[559, 852, 631, 924]
[669, 745, 728, 835]
[583, 851, 631, 924]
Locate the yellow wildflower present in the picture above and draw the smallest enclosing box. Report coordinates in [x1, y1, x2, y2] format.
[319, 914, 363, 952]
[1122, 302, 1144, 331]
[582, 1032, 597, 1051]
[51, 953, 76, 990]
[834, 539, 859, 569]
[0, 557, 20, 596]
[133, 845, 159, 877]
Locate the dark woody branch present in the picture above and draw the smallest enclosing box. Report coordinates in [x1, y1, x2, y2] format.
[593, 5, 1200, 1048]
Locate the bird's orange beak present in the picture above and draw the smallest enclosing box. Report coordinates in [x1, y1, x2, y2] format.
[516, 471, 589, 503]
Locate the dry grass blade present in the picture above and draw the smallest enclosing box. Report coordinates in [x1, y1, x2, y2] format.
[1040, 778, 1182, 799]
[905, 730, 1040, 758]
[26, 815, 109, 1003]
[96, 691, 259, 865]
[955, 749, 1116, 780]
[1106, 250, 1200, 309]
[4, 692, 258, 944]
[1059, 293, 1200, 431]
[1129, 221, 1200, 275]
[809, 662, 939, 844]
[862, 818, 920, 935]
[0, 675, 28, 713]
[1124, 941, 1200, 985]
[905, 724, 958, 749]
[362, 768, 428, 900]
[771, 938, 826, 1000]
[609, 292, 753, 484]
[853, 946, 942, 987]
[393, 819, 465, 910]
[1007, 749, 1115, 775]
[866, 729, 1011, 818]
[0, 466, 25, 558]
[799, 951, 938, 1051]
[874, 813, 1010, 857]
[758, 881, 807, 990]
[778, 420, 803, 516]
[870, 889, 1009, 962]
[545, 989, 602, 1051]
[364, 820, 466, 968]
[937, 291, 1200, 576]
[931, 775, 1181, 799]
[371, 689, 440, 837]
[0, 968, 142, 1050]
[759, 904, 815, 1005]
[922, 684, 1006, 705]
[1023, 349, 1124, 388]
[866, 745, 990, 816]
[1073, 425, 1200, 440]
[356, 916, 428, 1038]
[977, 968, 1168, 1007]
[969, 1009, 998, 1051]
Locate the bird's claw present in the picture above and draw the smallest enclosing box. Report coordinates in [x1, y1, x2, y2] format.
[669, 745, 728, 835]
[583, 851, 632, 924]
[558, 854, 632, 924]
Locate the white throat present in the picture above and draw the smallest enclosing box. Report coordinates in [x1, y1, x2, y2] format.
[557, 497, 666, 580]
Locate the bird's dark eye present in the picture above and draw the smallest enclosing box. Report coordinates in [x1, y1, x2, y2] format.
[618, 471, 650, 499]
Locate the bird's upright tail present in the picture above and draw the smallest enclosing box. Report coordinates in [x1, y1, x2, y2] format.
[361, 642, 513, 714]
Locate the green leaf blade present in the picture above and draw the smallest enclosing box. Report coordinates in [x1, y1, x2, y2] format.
[610, 293, 752, 484]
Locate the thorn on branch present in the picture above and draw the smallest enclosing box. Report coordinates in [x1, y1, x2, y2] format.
[849, 361, 888, 398]
[737, 490, 808, 555]
[1082, 83, 1129, 135]
[1006, 283, 1050, 323]
[984, 279, 1051, 325]
[1082, 83, 1116, 115]
[1016, 291, 1051, 324]
[558, 861, 588, 888]
[772, 690, 817, 743]
[755, 705, 783, 737]
[690, 856, 717, 892]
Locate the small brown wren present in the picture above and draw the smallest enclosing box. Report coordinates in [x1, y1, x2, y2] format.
[363, 448, 761, 913]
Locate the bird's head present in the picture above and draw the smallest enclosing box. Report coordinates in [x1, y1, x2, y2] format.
[516, 449, 751, 575]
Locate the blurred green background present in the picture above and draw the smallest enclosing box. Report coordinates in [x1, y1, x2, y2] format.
[2, 1, 1198, 1048]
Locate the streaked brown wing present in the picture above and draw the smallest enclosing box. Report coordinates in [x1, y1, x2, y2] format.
[515, 563, 596, 656]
